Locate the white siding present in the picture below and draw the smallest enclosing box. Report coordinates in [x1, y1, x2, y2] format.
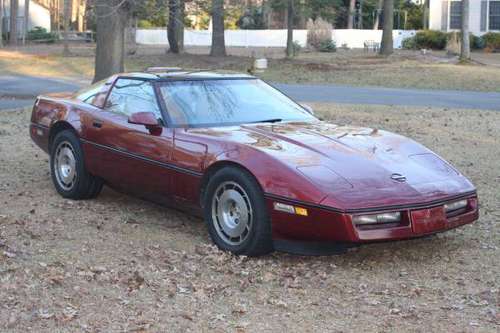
[430, 0, 497, 35]
[3, 0, 51, 34]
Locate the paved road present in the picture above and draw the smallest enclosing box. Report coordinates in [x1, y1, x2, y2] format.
[274, 83, 500, 111]
[0, 75, 81, 110]
[1, 74, 500, 111]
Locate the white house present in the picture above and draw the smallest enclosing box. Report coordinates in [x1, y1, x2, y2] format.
[430, 0, 500, 35]
[2, 0, 51, 36]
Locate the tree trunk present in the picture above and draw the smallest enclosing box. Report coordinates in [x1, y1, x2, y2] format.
[63, 0, 71, 55]
[9, 0, 18, 45]
[210, 0, 226, 57]
[347, 0, 355, 29]
[380, 0, 393, 56]
[22, 0, 29, 44]
[373, 0, 383, 30]
[0, 0, 4, 47]
[286, 0, 294, 58]
[167, 0, 179, 53]
[177, 0, 184, 52]
[460, 0, 470, 61]
[126, 16, 137, 55]
[93, 0, 128, 83]
[357, 0, 363, 29]
[423, 0, 429, 29]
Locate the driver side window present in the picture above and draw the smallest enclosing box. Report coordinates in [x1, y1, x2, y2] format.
[106, 78, 163, 121]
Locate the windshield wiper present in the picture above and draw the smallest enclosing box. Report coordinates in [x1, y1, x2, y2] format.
[249, 118, 283, 124]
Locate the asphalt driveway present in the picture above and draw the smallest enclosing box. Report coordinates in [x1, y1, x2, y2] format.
[1, 74, 500, 111]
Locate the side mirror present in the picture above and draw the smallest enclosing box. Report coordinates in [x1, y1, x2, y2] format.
[301, 104, 314, 115]
[128, 112, 162, 135]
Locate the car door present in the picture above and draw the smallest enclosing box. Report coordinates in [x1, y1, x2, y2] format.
[83, 77, 175, 202]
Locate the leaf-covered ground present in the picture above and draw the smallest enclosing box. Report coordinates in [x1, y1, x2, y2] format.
[0, 106, 498, 332]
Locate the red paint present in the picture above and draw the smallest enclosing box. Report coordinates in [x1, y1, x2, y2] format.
[29, 73, 479, 247]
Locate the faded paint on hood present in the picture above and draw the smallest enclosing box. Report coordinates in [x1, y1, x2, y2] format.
[188, 121, 475, 209]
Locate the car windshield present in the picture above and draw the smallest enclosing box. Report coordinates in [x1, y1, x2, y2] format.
[158, 79, 316, 127]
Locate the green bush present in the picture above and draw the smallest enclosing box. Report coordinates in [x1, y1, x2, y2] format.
[482, 32, 500, 51]
[138, 20, 154, 29]
[470, 34, 485, 50]
[402, 36, 417, 49]
[402, 30, 449, 50]
[318, 39, 336, 52]
[26, 26, 57, 43]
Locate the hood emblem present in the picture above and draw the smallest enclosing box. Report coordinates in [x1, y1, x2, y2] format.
[391, 173, 407, 182]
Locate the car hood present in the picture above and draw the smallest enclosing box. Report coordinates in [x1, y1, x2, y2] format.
[191, 121, 475, 209]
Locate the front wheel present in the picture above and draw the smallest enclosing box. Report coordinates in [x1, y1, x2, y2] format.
[203, 167, 273, 256]
[50, 129, 103, 200]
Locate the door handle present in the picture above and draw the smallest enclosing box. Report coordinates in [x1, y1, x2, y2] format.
[92, 119, 103, 128]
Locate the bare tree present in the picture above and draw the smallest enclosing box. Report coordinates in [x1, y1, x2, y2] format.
[347, 0, 355, 29]
[63, 0, 71, 55]
[286, 0, 294, 58]
[373, 0, 383, 30]
[460, 0, 470, 61]
[167, 0, 181, 53]
[0, 0, 4, 47]
[22, 0, 29, 44]
[380, 0, 393, 56]
[9, 0, 18, 45]
[423, 0, 429, 29]
[210, 0, 226, 57]
[93, 0, 129, 83]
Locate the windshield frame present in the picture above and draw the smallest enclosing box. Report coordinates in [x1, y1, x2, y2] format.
[154, 78, 317, 128]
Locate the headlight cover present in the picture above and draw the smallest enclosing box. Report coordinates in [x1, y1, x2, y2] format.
[352, 212, 402, 225]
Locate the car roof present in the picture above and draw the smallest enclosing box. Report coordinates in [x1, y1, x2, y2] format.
[120, 69, 256, 81]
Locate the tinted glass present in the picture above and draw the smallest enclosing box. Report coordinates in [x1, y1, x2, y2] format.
[490, 1, 500, 30]
[158, 79, 315, 127]
[106, 79, 162, 120]
[449, 1, 462, 29]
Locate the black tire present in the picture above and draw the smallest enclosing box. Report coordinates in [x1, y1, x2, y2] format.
[50, 129, 103, 200]
[203, 166, 273, 256]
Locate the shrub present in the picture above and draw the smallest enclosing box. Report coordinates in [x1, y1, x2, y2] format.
[470, 34, 485, 50]
[446, 32, 460, 55]
[292, 40, 302, 56]
[318, 39, 336, 52]
[482, 32, 500, 51]
[402, 36, 416, 49]
[138, 20, 154, 29]
[403, 30, 449, 50]
[306, 17, 333, 50]
[26, 26, 57, 43]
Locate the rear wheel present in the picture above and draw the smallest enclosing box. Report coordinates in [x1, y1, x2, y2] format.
[203, 167, 273, 256]
[50, 130, 103, 200]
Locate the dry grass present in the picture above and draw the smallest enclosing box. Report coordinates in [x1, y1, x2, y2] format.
[1, 45, 500, 92]
[0, 105, 498, 332]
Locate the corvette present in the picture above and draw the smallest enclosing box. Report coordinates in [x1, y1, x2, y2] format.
[29, 69, 479, 256]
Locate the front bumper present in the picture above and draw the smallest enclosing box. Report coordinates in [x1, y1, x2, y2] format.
[267, 194, 479, 244]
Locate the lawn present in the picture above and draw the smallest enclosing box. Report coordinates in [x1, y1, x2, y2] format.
[0, 104, 498, 332]
[1, 45, 500, 92]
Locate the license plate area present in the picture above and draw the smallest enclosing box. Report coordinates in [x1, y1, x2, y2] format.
[411, 206, 447, 234]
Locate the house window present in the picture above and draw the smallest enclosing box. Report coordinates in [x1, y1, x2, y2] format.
[490, 1, 500, 30]
[449, 1, 462, 30]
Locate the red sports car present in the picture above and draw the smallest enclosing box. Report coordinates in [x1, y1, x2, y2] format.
[30, 70, 479, 256]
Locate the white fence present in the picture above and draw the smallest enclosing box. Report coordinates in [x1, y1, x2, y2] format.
[136, 29, 416, 49]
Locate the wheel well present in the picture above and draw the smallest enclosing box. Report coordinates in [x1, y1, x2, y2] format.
[49, 121, 77, 147]
[199, 161, 261, 208]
